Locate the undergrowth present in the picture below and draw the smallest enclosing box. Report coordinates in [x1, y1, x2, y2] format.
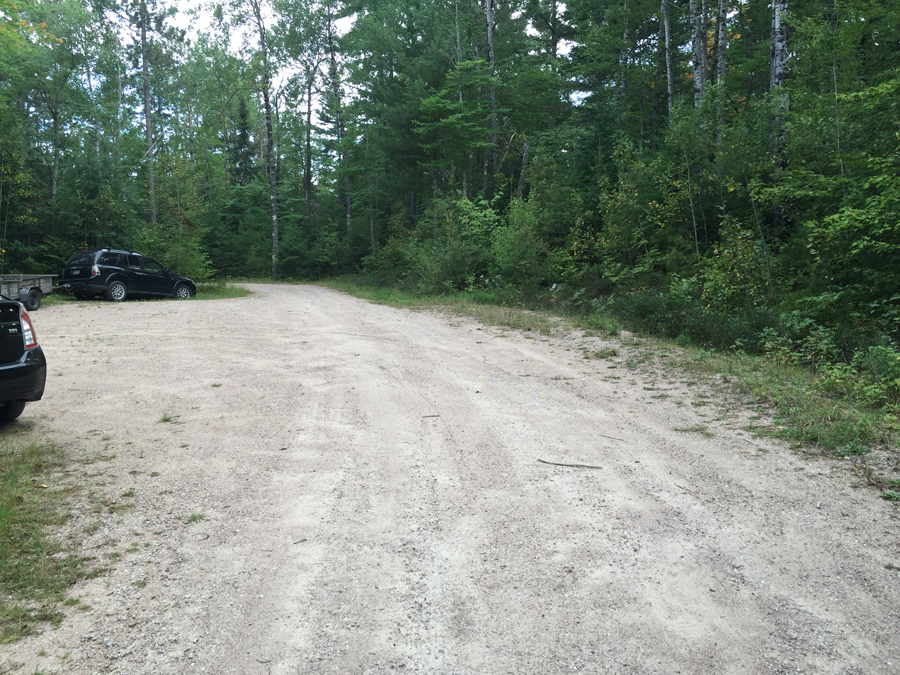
[0, 436, 85, 643]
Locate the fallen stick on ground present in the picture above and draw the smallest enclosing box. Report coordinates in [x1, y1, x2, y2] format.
[538, 459, 603, 470]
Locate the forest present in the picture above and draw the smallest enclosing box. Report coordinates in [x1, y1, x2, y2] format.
[1, 0, 900, 371]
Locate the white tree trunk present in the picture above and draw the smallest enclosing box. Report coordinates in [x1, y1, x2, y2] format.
[715, 0, 728, 147]
[250, 0, 279, 279]
[690, 0, 706, 107]
[716, 0, 727, 84]
[770, 0, 789, 167]
[662, 0, 674, 110]
[484, 0, 497, 196]
[140, 0, 156, 225]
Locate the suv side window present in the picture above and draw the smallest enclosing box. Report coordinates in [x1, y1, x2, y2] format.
[124, 255, 142, 269]
[142, 259, 166, 274]
[97, 253, 121, 266]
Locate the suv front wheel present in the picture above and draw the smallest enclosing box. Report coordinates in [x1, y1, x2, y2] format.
[106, 280, 128, 302]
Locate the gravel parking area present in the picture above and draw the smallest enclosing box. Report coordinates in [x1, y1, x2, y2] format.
[3, 283, 899, 674]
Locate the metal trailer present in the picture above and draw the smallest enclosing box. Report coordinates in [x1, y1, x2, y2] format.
[0, 275, 57, 311]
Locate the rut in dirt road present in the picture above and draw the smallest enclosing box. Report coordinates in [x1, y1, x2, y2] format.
[4, 283, 899, 675]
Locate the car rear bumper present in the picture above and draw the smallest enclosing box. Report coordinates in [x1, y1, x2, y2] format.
[0, 347, 47, 402]
[59, 281, 106, 294]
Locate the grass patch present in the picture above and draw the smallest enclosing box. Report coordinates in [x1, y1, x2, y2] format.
[322, 278, 557, 334]
[0, 438, 85, 643]
[38, 293, 76, 308]
[186, 513, 205, 524]
[158, 413, 173, 423]
[836, 442, 869, 457]
[670, 346, 898, 453]
[194, 282, 253, 300]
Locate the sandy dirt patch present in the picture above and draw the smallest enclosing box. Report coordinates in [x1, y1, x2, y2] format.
[2, 283, 899, 674]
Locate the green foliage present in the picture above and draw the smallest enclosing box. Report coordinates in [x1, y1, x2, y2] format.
[595, 290, 781, 351]
[489, 199, 548, 294]
[697, 217, 776, 313]
[817, 346, 900, 408]
[415, 60, 497, 187]
[364, 196, 500, 294]
[801, 133, 900, 338]
[137, 155, 214, 281]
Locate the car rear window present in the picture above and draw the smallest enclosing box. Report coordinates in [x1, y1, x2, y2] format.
[97, 253, 122, 266]
[65, 252, 94, 266]
[125, 255, 142, 269]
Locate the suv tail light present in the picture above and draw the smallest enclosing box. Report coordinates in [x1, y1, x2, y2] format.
[21, 309, 38, 349]
[91, 264, 100, 276]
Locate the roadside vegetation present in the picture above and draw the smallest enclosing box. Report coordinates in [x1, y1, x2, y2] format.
[0, 433, 85, 643]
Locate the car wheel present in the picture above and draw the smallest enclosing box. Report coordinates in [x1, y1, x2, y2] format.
[23, 290, 41, 311]
[0, 401, 26, 423]
[106, 280, 127, 302]
[174, 284, 192, 300]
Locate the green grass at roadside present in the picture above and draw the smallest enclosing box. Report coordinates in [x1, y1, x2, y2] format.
[193, 282, 252, 300]
[670, 347, 898, 453]
[36, 293, 73, 308]
[37, 282, 250, 307]
[0, 435, 85, 643]
[324, 276, 899, 457]
[322, 279, 558, 334]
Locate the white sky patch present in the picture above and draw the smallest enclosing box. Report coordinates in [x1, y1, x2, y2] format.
[569, 89, 589, 106]
[170, 0, 214, 42]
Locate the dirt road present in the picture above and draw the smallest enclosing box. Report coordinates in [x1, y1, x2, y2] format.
[3, 284, 899, 674]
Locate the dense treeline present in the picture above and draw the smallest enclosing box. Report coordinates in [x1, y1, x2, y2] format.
[2, 2, 900, 367]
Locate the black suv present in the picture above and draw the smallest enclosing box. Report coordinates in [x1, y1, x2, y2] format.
[60, 249, 196, 302]
[0, 294, 46, 422]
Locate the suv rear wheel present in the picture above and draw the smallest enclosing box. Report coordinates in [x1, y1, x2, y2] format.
[106, 280, 128, 302]
[0, 401, 26, 423]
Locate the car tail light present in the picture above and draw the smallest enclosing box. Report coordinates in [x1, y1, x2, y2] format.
[21, 309, 38, 349]
[91, 265, 100, 276]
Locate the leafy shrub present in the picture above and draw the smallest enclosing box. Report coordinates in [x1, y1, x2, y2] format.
[699, 216, 777, 313]
[489, 199, 548, 296]
[595, 290, 781, 351]
[818, 345, 900, 407]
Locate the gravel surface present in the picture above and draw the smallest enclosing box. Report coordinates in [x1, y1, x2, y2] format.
[3, 283, 899, 674]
